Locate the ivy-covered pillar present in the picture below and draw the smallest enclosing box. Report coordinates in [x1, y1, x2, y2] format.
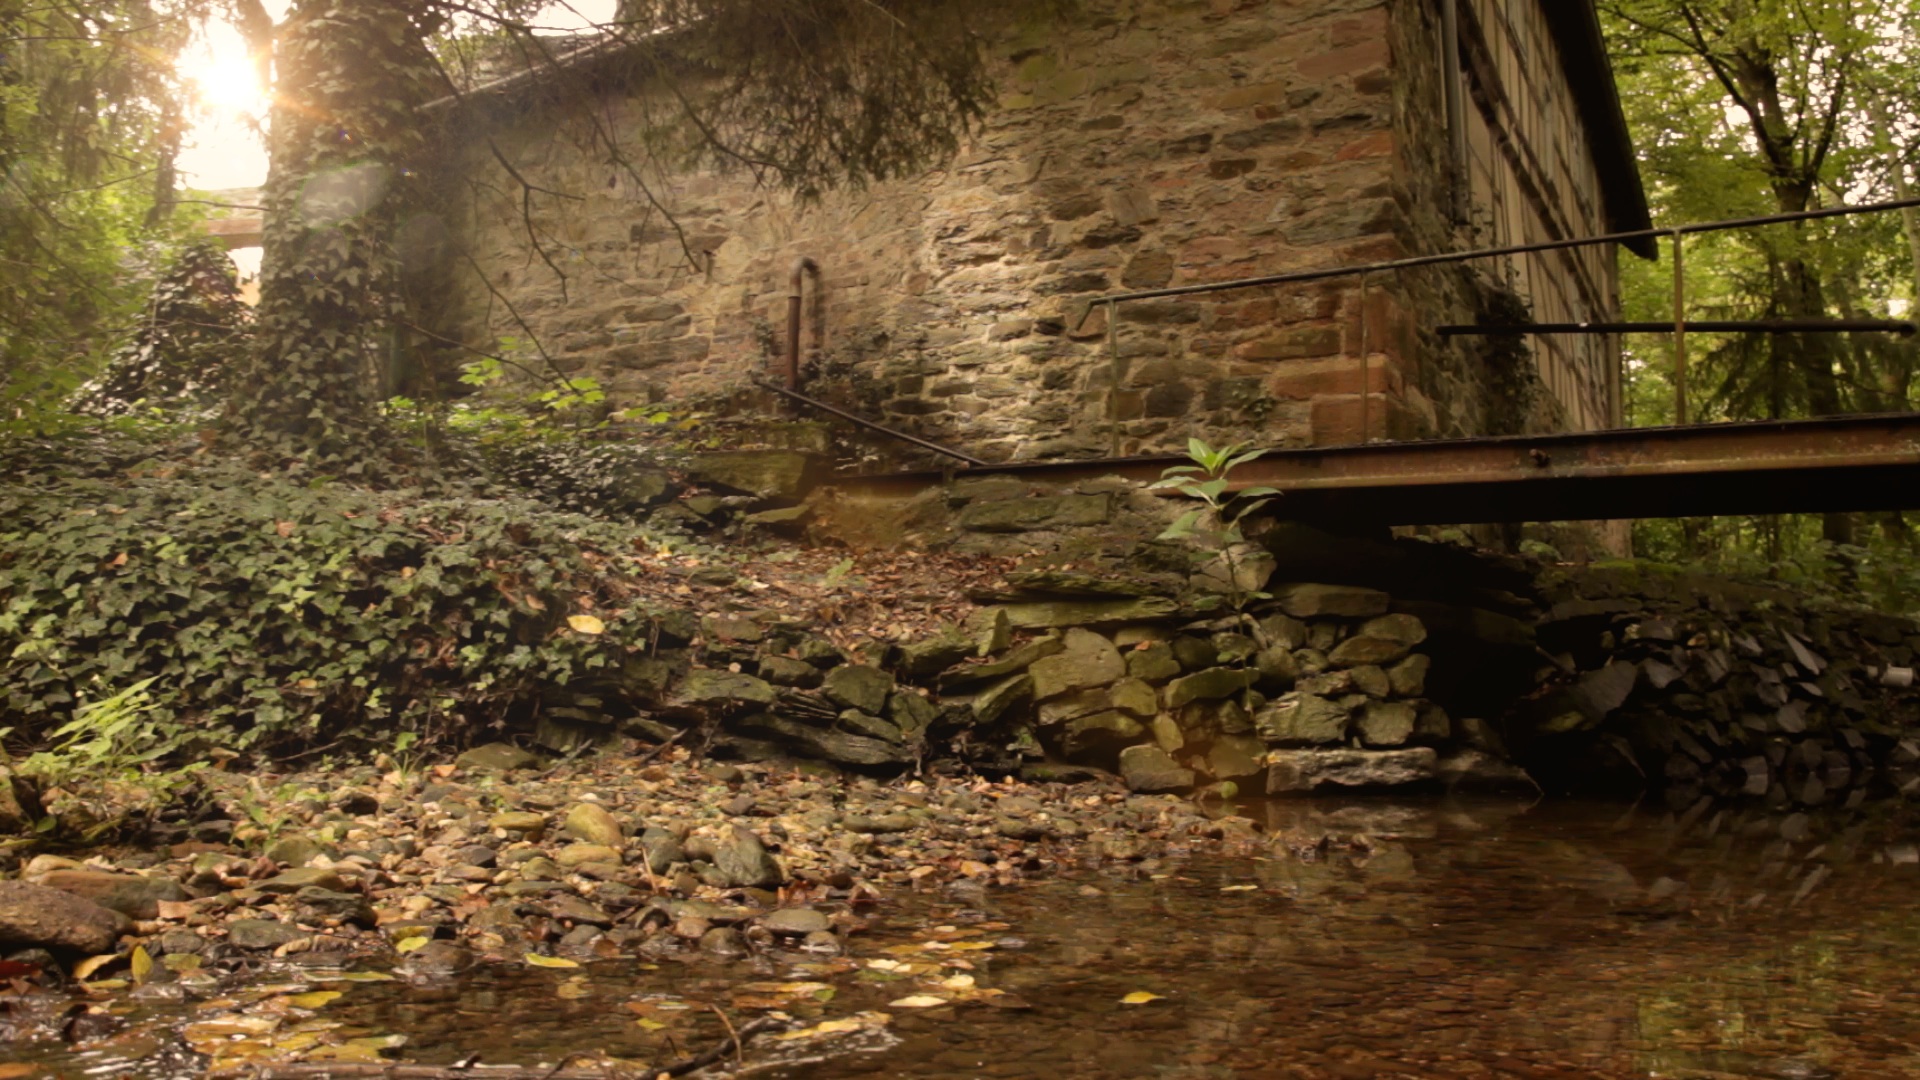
[234, 0, 439, 476]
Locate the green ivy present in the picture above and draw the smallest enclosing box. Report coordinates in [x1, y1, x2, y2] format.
[0, 430, 679, 756]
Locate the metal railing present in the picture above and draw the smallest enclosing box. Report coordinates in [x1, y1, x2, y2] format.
[1071, 196, 1920, 443]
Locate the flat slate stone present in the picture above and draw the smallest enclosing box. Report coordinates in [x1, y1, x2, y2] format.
[1265, 748, 1438, 794]
[455, 743, 538, 772]
[258, 867, 346, 894]
[1256, 694, 1351, 745]
[1029, 629, 1126, 700]
[823, 664, 895, 714]
[941, 635, 1065, 688]
[1126, 641, 1183, 682]
[971, 674, 1033, 723]
[36, 870, 189, 920]
[1388, 654, 1431, 697]
[227, 918, 307, 951]
[1357, 701, 1418, 746]
[955, 494, 1112, 533]
[1165, 667, 1259, 708]
[1327, 635, 1415, 667]
[1001, 597, 1180, 629]
[1119, 745, 1196, 793]
[0, 881, 131, 953]
[690, 450, 829, 501]
[564, 803, 624, 846]
[1273, 583, 1391, 619]
[673, 669, 777, 707]
[741, 715, 912, 766]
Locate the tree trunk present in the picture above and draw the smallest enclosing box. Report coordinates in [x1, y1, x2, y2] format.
[230, 0, 437, 475]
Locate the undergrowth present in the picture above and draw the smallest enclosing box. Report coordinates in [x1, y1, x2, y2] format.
[0, 419, 697, 765]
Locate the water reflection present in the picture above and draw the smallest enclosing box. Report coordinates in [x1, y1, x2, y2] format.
[14, 796, 1920, 1079]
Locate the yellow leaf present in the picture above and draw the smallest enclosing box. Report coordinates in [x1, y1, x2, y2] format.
[1120, 991, 1165, 1005]
[525, 953, 580, 968]
[1221, 884, 1258, 892]
[567, 615, 605, 635]
[394, 936, 431, 954]
[634, 1018, 668, 1032]
[287, 991, 342, 1008]
[71, 954, 118, 981]
[330, 971, 396, 983]
[888, 995, 949, 1009]
[939, 974, 976, 991]
[130, 945, 152, 984]
[306, 1043, 385, 1063]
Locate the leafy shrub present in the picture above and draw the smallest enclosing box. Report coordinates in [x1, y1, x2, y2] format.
[0, 438, 680, 755]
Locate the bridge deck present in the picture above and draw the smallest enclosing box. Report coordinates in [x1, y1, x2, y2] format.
[827, 414, 1920, 526]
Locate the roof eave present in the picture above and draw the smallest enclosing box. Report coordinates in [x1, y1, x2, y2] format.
[1542, 1, 1657, 260]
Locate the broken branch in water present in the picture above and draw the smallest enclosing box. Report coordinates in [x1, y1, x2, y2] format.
[204, 1016, 785, 1080]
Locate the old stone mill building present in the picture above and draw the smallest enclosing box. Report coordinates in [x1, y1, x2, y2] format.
[441, 0, 1652, 464]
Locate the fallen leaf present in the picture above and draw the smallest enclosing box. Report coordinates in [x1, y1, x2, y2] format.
[394, 936, 431, 954]
[287, 991, 341, 1008]
[71, 954, 118, 981]
[1121, 991, 1165, 1005]
[130, 945, 152, 984]
[888, 995, 950, 1009]
[1221, 884, 1259, 892]
[525, 953, 580, 969]
[567, 614, 606, 635]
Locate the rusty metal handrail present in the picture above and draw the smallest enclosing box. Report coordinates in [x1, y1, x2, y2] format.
[1073, 197, 1920, 313]
[1069, 195, 1920, 445]
[1439, 318, 1919, 337]
[751, 378, 986, 466]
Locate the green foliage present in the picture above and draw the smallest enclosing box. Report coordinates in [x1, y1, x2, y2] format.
[0, 424, 680, 756]
[70, 239, 252, 419]
[0, 0, 193, 413]
[1602, 0, 1920, 603]
[1151, 438, 1279, 615]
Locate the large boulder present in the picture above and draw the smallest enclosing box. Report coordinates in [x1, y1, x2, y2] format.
[0, 881, 131, 953]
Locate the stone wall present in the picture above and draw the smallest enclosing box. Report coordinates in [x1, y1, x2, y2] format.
[442, 0, 1629, 465]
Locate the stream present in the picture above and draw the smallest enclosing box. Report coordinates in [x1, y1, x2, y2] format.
[14, 795, 1920, 1079]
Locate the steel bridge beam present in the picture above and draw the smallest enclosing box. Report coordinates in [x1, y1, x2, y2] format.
[827, 414, 1920, 526]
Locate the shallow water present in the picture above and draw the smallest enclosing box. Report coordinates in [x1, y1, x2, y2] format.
[17, 796, 1920, 1079]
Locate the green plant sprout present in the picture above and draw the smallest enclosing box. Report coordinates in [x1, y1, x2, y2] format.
[1150, 438, 1280, 617]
